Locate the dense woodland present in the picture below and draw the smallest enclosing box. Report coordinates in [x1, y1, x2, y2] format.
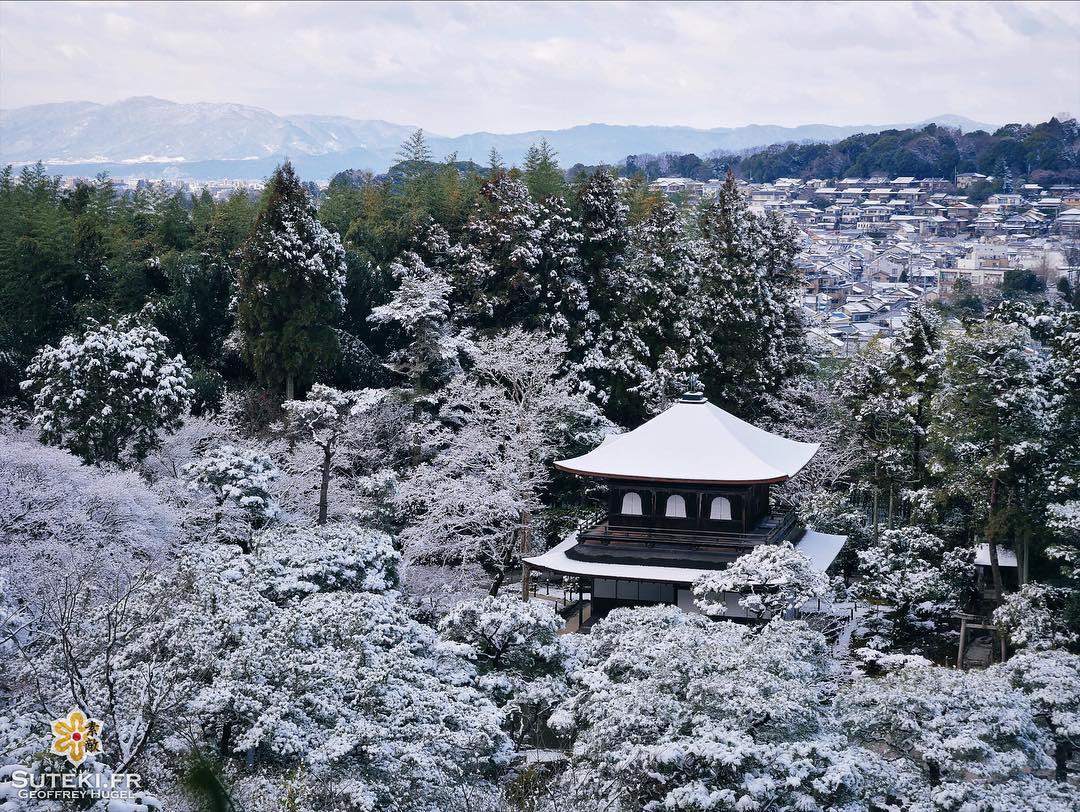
[1, 133, 1079, 810]
[623, 116, 1080, 185]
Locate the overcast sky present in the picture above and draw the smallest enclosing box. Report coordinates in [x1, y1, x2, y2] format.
[1, 1, 1078, 133]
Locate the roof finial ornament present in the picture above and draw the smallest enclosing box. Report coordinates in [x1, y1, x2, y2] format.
[679, 374, 706, 403]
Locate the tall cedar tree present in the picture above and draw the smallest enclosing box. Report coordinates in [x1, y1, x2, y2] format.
[693, 172, 805, 417]
[236, 162, 347, 400]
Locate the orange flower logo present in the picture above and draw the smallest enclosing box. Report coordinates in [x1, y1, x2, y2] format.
[50, 708, 104, 765]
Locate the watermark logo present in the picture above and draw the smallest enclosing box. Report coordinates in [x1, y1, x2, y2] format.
[50, 708, 103, 765]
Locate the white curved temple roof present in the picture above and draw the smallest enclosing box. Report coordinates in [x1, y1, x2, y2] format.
[556, 396, 820, 484]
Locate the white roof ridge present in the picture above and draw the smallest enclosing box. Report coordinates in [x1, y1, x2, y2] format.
[556, 398, 819, 484]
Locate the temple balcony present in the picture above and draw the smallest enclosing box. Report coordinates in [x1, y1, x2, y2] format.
[568, 509, 800, 570]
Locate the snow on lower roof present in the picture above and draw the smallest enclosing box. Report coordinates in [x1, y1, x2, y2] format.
[555, 397, 820, 484]
[796, 529, 849, 572]
[524, 530, 848, 584]
[974, 543, 1018, 567]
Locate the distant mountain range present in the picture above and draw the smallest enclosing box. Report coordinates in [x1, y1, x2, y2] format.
[0, 96, 999, 181]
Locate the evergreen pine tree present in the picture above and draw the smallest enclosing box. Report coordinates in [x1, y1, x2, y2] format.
[236, 162, 347, 400]
[463, 173, 543, 328]
[523, 139, 565, 201]
[691, 172, 803, 416]
[930, 321, 1046, 602]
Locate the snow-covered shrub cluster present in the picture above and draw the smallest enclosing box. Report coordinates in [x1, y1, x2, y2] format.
[21, 318, 192, 464]
[181, 443, 280, 524]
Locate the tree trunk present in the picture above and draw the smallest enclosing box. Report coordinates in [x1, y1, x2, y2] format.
[987, 474, 1005, 605]
[927, 759, 941, 788]
[489, 529, 519, 597]
[912, 401, 924, 486]
[286, 373, 295, 402]
[317, 444, 331, 525]
[1055, 737, 1072, 781]
[872, 487, 880, 541]
[519, 510, 531, 601]
[411, 400, 421, 467]
[219, 720, 232, 756]
[1020, 529, 1031, 585]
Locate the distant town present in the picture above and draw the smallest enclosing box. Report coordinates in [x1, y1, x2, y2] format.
[645, 172, 1080, 355]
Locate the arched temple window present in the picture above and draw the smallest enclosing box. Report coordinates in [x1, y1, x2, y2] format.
[710, 496, 732, 520]
[666, 494, 687, 518]
[621, 491, 643, 515]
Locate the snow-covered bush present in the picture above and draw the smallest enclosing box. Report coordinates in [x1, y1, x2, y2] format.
[21, 319, 192, 464]
[856, 526, 973, 614]
[182, 443, 280, 525]
[174, 525, 507, 811]
[693, 540, 832, 619]
[835, 661, 1051, 789]
[547, 607, 895, 810]
[993, 583, 1079, 651]
[250, 523, 400, 598]
[439, 595, 567, 746]
[1001, 648, 1080, 779]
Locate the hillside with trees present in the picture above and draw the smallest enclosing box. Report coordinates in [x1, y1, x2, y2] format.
[1, 131, 1078, 810]
[621, 117, 1080, 185]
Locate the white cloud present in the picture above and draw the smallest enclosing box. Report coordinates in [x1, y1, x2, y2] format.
[1, 0, 1077, 131]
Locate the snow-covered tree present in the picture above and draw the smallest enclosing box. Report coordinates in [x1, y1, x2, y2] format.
[533, 194, 587, 338]
[236, 161, 347, 400]
[181, 443, 280, 529]
[548, 607, 895, 811]
[0, 437, 182, 800]
[835, 344, 912, 527]
[690, 172, 804, 417]
[395, 329, 603, 594]
[855, 526, 973, 643]
[1038, 310, 1080, 585]
[283, 384, 384, 524]
[174, 524, 508, 811]
[0, 435, 178, 608]
[438, 595, 567, 747]
[692, 541, 832, 620]
[1001, 648, 1080, 780]
[835, 661, 1051, 791]
[583, 198, 696, 422]
[993, 583, 1079, 651]
[930, 320, 1046, 601]
[463, 173, 544, 328]
[21, 318, 192, 464]
[369, 248, 459, 400]
[887, 302, 944, 487]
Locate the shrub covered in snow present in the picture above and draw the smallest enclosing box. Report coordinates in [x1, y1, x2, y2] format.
[439, 595, 567, 746]
[693, 540, 832, 619]
[21, 318, 192, 464]
[547, 607, 894, 810]
[181, 443, 280, 525]
[993, 583, 1079, 651]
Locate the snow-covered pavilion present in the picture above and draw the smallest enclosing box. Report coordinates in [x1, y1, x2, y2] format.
[523, 389, 847, 619]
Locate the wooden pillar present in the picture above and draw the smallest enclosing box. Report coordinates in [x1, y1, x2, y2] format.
[521, 563, 531, 602]
[957, 617, 967, 669]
